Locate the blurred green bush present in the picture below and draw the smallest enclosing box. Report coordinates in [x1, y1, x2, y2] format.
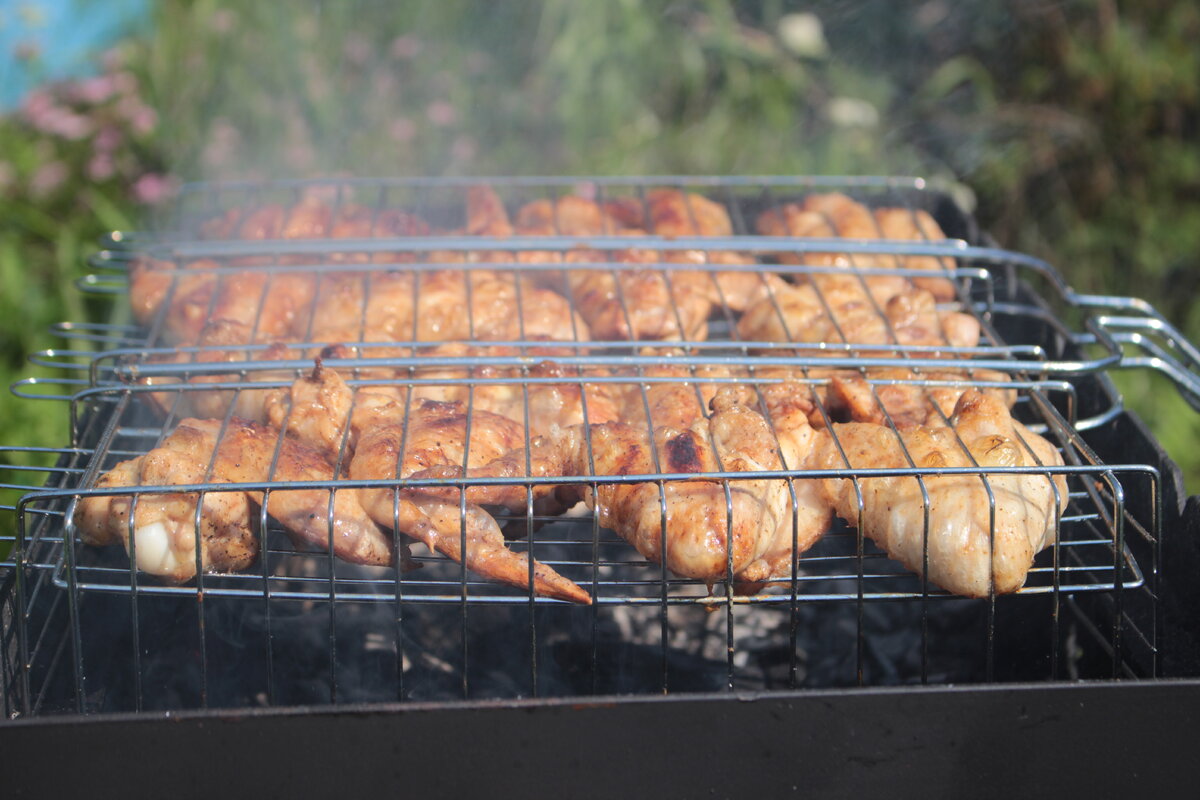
[2, 0, 1197, 517]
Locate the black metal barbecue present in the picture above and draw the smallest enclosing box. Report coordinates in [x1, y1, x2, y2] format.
[3, 176, 1200, 794]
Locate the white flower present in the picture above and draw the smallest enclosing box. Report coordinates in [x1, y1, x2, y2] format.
[826, 97, 879, 128]
[778, 13, 828, 59]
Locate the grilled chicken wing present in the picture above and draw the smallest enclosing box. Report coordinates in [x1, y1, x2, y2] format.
[204, 269, 317, 342]
[266, 348, 619, 445]
[451, 271, 587, 342]
[410, 389, 832, 587]
[131, 199, 329, 345]
[178, 417, 393, 565]
[798, 192, 901, 272]
[130, 196, 435, 347]
[404, 343, 620, 432]
[822, 367, 1016, 428]
[755, 204, 843, 268]
[617, 350, 740, 430]
[129, 257, 219, 338]
[816, 389, 1068, 596]
[522, 197, 712, 341]
[137, 323, 300, 422]
[305, 272, 416, 344]
[74, 445, 257, 582]
[349, 398, 591, 603]
[141, 277, 589, 427]
[425, 184, 523, 264]
[565, 250, 714, 341]
[326, 205, 432, 264]
[736, 273, 979, 353]
[305, 268, 584, 345]
[83, 417, 390, 567]
[757, 193, 956, 301]
[644, 189, 763, 312]
[871, 207, 956, 301]
[262, 364, 590, 603]
[746, 364, 1012, 436]
[513, 189, 760, 341]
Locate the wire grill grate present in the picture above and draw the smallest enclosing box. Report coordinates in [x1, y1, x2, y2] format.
[4, 176, 1188, 713]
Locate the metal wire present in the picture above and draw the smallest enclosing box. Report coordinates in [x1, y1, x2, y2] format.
[9, 377, 1149, 603]
[9, 178, 1159, 603]
[2, 176, 1180, 712]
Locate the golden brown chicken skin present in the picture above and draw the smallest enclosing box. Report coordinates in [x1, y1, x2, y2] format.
[74, 444, 257, 582]
[736, 273, 979, 354]
[349, 398, 591, 603]
[264, 349, 620, 447]
[644, 189, 764, 312]
[515, 192, 710, 341]
[871, 207, 956, 301]
[512, 189, 760, 342]
[306, 267, 585, 345]
[615, 349, 741, 431]
[178, 417, 393, 566]
[137, 328, 297, 422]
[816, 389, 1068, 597]
[262, 364, 591, 603]
[129, 197, 434, 347]
[821, 367, 1017, 429]
[409, 388, 832, 588]
[402, 343, 620, 432]
[756, 193, 956, 300]
[83, 417, 389, 567]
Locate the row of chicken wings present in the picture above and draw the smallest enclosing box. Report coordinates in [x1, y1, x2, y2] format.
[129, 186, 973, 348]
[76, 187, 1068, 601]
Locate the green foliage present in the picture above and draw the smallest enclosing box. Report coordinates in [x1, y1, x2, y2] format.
[115, 1, 905, 179]
[0, 52, 157, 546]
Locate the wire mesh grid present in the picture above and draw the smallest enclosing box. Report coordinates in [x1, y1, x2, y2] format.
[24, 176, 1138, 410]
[1, 176, 1177, 711]
[0, 386, 1164, 711]
[8, 364, 1147, 592]
[8, 176, 1159, 604]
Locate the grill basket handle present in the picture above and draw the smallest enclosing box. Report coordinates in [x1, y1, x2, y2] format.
[1081, 297, 1200, 413]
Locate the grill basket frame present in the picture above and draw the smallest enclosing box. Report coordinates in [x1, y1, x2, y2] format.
[3, 175, 1197, 719]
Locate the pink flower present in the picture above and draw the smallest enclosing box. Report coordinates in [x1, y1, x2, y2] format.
[132, 173, 178, 205]
[30, 161, 68, 197]
[425, 101, 456, 127]
[116, 95, 156, 133]
[128, 105, 158, 135]
[28, 103, 93, 140]
[68, 75, 119, 105]
[87, 153, 116, 181]
[21, 89, 55, 123]
[112, 71, 138, 96]
[390, 35, 422, 60]
[389, 118, 416, 142]
[93, 125, 123, 153]
[57, 110, 94, 139]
